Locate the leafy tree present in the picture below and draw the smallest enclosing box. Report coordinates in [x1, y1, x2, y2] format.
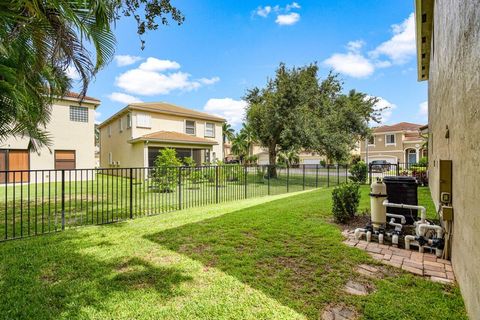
[222, 122, 235, 144]
[277, 147, 300, 167]
[0, 0, 183, 150]
[245, 63, 380, 177]
[153, 148, 182, 192]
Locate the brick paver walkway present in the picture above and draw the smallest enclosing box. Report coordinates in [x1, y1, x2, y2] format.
[342, 229, 455, 284]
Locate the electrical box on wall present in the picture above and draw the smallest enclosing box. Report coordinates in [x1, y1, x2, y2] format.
[439, 160, 452, 204]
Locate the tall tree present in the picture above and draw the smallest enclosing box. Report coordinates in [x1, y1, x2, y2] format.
[222, 122, 235, 144]
[245, 63, 380, 177]
[0, 0, 184, 151]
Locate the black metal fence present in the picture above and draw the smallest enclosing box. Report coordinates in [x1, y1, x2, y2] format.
[0, 164, 349, 241]
[368, 162, 428, 185]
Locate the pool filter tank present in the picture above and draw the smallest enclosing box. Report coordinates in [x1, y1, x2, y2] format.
[370, 179, 387, 230]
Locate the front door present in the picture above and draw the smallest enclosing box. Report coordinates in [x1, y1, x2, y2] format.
[407, 149, 417, 165]
[8, 150, 29, 183]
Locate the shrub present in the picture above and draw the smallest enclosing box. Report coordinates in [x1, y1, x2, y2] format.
[153, 148, 182, 193]
[183, 156, 196, 167]
[348, 161, 367, 184]
[418, 156, 428, 166]
[350, 154, 361, 165]
[332, 183, 360, 223]
[320, 160, 326, 168]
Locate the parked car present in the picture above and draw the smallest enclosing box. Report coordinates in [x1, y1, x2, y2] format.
[370, 160, 390, 172]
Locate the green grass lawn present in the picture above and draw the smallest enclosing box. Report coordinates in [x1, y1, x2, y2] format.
[0, 186, 465, 319]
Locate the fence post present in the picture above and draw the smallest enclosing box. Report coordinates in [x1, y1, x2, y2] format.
[337, 164, 340, 185]
[315, 164, 319, 188]
[287, 166, 290, 193]
[396, 161, 400, 176]
[327, 164, 330, 187]
[244, 165, 248, 199]
[345, 164, 348, 183]
[267, 165, 271, 195]
[369, 163, 372, 185]
[61, 170, 65, 230]
[129, 168, 133, 219]
[302, 165, 306, 190]
[178, 167, 182, 210]
[215, 166, 219, 203]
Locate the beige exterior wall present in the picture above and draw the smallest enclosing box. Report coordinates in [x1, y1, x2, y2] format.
[359, 131, 425, 163]
[100, 109, 223, 168]
[426, 1, 480, 318]
[0, 98, 97, 173]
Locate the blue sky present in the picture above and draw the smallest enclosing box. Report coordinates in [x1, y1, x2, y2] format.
[74, 0, 428, 130]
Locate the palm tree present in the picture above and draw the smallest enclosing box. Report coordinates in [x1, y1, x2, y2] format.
[239, 123, 256, 156]
[0, 0, 183, 151]
[277, 147, 300, 167]
[222, 122, 235, 144]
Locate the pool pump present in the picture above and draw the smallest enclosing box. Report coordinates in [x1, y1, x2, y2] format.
[354, 177, 445, 257]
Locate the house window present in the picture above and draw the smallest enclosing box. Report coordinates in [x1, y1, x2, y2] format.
[119, 118, 124, 132]
[368, 136, 375, 145]
[126, 113, 132, 128]
[385, 134, 396, 145]
[70, 106, 88, 122]
[185, 120, 195, 135]
[205, 123, 215, 137]
[136, 113, 151, 128]
[54, 150, 76, 169]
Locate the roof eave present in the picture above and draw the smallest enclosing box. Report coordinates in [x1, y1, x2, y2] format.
[415, 0, 434, 81]
[128, 137, 218, 146]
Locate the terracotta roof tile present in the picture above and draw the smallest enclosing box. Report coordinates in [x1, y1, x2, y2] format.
[138, 131, 218, 145]
[129, 102, 225, 122]
[63, 91, 100, 102]
[374, 122, 424, 133]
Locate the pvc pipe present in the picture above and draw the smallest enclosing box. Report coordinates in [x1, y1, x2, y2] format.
[391, 234, 399, 247]
[404, 235, 416, 250]
[383, 200, 426, 223]
[386, 213, 407, 224]
[378, 233, 384, 244]
[388, 218, 403, 232]
[418, 224, 443, 238]
[354, 228, 367, 240]
[366, 231, 372, 242]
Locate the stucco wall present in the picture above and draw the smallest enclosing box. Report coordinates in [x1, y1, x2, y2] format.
[100, 109, 223, 167]
[428, 1, 480, 318]
[0, 99, 97, 171]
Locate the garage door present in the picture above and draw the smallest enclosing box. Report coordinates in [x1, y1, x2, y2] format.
[8, 150, 29, 183]
[303, 159, 320, 165]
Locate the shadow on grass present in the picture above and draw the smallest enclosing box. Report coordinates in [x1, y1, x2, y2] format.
[0, 232, 192, 319]
[145, 190, 369, 319]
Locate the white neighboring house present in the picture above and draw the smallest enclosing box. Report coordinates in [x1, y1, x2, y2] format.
[0, 92, 100, 183]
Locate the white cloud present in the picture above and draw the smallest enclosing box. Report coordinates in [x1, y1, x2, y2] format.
[370, 13, 416, 64]
[373, 97, 397, 124]
[418, 101, 428, 122]
[285, 2, 301, 11]
[323, 13, 415, 78]
[66, 66, 80, 80]
[94, 111, 102, 124]
[323, 41, 374, 78]
[256, 5, 272, 17]
[138, 57, 181, 72]
[115, 58, 219, 96]
[107, 92, 143, 104]
[203, 98, 247, 127]
[275, 12, 300, 25]
[198, 77, 220, 85]
[114, 55, 142, 67]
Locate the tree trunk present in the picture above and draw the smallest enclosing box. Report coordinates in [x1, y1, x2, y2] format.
[268, 144, 277, 178]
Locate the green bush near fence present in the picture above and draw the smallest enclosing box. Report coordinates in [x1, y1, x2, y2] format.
[153, 149, 182, 193]
[348, 161, 367, 184]
[331, 182, 360, 223]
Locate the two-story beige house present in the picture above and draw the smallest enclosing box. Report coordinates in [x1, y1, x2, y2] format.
[0, 92, 100, 183]
[360, 122, 427, 165]
[98, 102, 225, 168]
